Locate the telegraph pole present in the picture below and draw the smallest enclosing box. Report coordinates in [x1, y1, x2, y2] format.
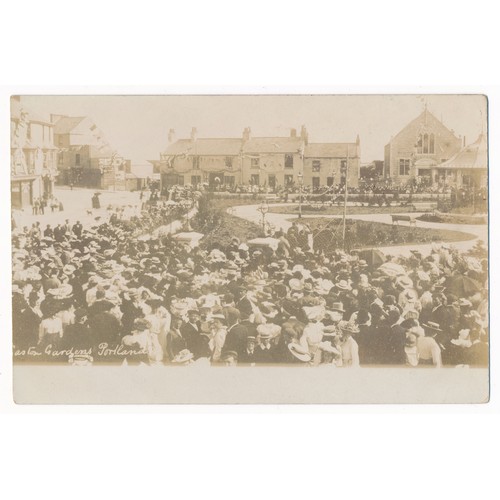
[342, 146, 349, 250]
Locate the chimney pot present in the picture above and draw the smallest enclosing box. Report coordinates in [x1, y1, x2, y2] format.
[168, 128, 176, 144]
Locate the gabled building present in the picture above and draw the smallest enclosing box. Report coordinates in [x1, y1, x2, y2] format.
[156, 126, 360, 190]
[384, 107, 462, 186]
[10, 97, 58, 209]
[52, 115, 130, 190]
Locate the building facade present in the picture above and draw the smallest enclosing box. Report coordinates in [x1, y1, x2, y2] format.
[53, 115, 130, 190]
[384, 107, 462, 186]
[10, 97, 58, 209]
[157, 126, 360, 190]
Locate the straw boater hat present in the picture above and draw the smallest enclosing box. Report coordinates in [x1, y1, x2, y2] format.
[288, 342, 312, 362]
[338, 320, 360, 335]
[335, 280, 352, 291]
[172, 349, 194, 364]
[422, 321, 443, 336]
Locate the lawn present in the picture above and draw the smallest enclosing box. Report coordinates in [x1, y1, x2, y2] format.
[417, 212, 487, 225]
[291, 217, 476, 252]
[267, 204, 419, 216]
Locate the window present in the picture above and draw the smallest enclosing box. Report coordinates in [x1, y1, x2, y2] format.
[327, 176, 334, 186]
[268, 175, 276, 188]
[58, 136, 63, 146]
[58, 153, 63, 166]
[285, 175, 294, 186]
[417, 133, 435, 154]
[191, 175, 201, 185]
[312, 177, 320, 189]
[429, 134, 435, 153]
[75, 153, 81, 166]
[399, 159, 410, 176]
[312, 159, 321, 172]
[251, 174, 260, 185]
[285, 154, 294, 169]
[192, 156, 200, 169]
[225, 156, 233, 169]
[224, 176, 235, 186]
[251, 157, 260, 169]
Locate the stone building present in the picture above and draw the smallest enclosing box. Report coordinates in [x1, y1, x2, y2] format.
[10, 97, 58, 209]
[384, 107, 462, 186]
[157, 126, 360, 190]
[52, 115, 130, 190]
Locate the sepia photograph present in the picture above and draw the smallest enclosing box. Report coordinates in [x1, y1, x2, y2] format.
[10, 94, 489, 404]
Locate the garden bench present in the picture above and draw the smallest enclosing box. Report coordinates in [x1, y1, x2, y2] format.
[391, 214, 417, 227]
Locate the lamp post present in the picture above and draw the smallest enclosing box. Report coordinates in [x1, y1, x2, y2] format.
[298, 171, 303, 218]
[257, 200, 269, 234]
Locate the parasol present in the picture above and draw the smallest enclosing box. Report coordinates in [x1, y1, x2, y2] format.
[377, 262, 407, 277]
[446, 275, 482, 296]
[359, 248, 385, 267]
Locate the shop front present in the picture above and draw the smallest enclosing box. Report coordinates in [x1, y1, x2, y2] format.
[11, 176, 37, 209]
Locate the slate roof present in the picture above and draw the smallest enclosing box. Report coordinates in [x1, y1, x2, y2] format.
[305, 143, 357, 158]
[164, 138, 242, 156]
[53, 116, 86, 134]
[437, 134, 487, 170]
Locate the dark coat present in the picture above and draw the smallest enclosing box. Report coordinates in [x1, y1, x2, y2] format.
[252, 344, 277, 364]
[181, 322, 211, 359]
[88, 311, 122, 347]
[355, 324, 378, 366]
[222, 323, 249, 357]
[166, 328, 188, 361]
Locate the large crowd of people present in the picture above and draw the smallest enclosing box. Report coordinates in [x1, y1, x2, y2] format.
[12, 188, 488, 368]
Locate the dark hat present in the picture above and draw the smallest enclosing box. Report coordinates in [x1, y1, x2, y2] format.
[133, 318, 151, 331]
[220, 350, 238, 362]
[356, 309, 371, 325]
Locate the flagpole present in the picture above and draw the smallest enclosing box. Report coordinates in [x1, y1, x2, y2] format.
[342, 145, 349, 251]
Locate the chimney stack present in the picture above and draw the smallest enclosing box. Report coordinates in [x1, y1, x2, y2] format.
[190, 127, 197, 142]
[242, 127, 251, 142]
[300, 125, 308, 145]
[290, 128, 297, 138]
[168, 128, 176, 144]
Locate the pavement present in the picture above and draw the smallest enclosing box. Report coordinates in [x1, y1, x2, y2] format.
[13, 187, 143, 231]
[229, 203, 488, 258]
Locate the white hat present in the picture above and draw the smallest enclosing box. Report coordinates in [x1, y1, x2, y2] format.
[172, 349, 194, 364]
[288, 342, 312, 362]
[318, 341, 341, 356]
[257, 323, 281, 339]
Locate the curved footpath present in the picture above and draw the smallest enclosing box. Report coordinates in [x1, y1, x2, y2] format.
[229, 203, 488, 258]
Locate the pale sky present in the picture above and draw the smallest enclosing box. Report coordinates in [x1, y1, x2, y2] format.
[20, 94, 487, 165]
